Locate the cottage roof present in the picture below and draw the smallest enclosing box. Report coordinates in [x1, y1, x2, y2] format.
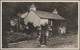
[20, 9, 65, 20]
[33, 10, 65, 20]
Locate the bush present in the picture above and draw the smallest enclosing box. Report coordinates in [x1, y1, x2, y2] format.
[7, 32, 31, 43]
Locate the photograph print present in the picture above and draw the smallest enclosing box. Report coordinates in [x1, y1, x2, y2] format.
[2, 2, 78, 48]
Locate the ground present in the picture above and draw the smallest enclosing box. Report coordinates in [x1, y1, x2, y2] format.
[8, 34, 78, 48]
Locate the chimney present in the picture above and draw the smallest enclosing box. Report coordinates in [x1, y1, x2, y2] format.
[30, 3, 36, 11]
[53, 9, 58, 14]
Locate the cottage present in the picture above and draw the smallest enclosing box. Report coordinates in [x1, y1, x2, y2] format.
[20, 4, 65, 36]
[21, 4, 65, 26]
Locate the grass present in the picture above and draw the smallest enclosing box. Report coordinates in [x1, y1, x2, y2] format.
[8, 33, 78, 48]
[3, 30, 78, 48]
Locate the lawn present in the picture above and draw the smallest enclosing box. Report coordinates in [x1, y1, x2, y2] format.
[8, 33, 78, 48]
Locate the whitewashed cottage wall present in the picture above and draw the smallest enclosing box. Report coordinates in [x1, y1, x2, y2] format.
[24, 11, 49, 27]
[24, 11, 40, 27]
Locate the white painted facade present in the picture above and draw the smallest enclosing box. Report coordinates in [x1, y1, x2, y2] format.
[24, 11, 48, 27]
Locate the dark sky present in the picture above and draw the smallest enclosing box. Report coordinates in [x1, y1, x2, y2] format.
[2, 2, 78, 31]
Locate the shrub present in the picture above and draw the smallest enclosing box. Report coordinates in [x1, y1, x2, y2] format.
[7, 32, 31, 43]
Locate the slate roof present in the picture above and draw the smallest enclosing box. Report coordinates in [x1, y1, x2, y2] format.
[20, 9, 65, 20]
[34, 10, 65, 20]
